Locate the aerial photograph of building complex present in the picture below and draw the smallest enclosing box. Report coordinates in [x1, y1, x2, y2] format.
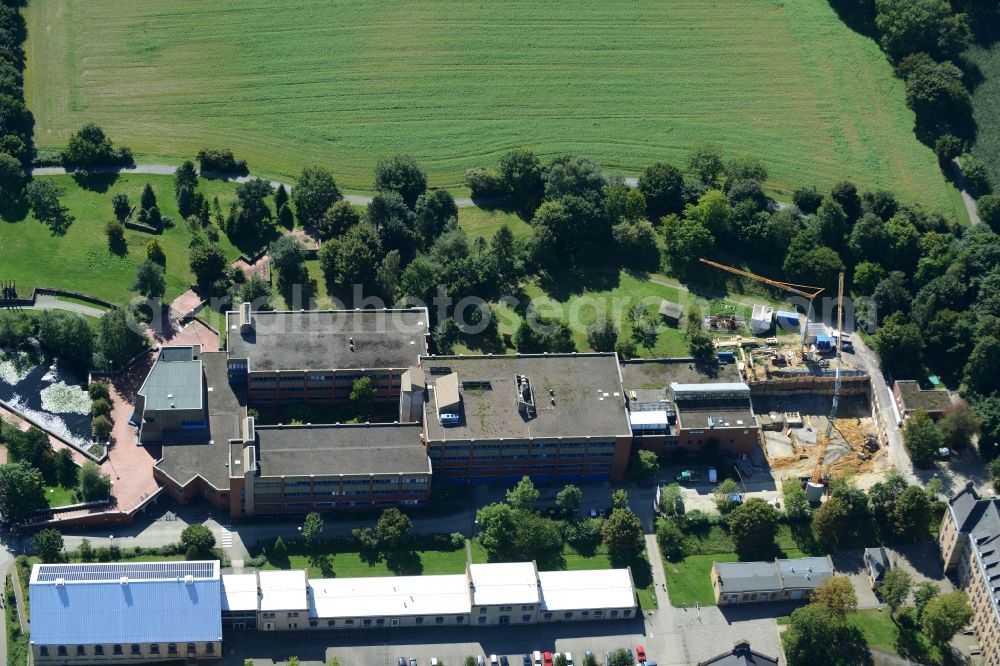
[1, 0, 999, 664]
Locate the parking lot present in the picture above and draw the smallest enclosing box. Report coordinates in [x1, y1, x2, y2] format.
[216, 620, 653, 666]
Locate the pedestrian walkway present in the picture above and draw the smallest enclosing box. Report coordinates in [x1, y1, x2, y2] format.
[220, 525, 233, 548]
[644, 533, 671, 610]
[10, 568, 28, 632]
[464, 538, 473, 565]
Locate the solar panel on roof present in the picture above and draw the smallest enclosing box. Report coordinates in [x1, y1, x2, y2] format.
[428, 366, 453, 375]
[35, 561, 216, 583]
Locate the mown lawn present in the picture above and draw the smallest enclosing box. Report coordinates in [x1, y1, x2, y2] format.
[44, 484, 77, 508]
[966, 36, 1000, 190]
[0, 174, 243, 306]
[662, 522, 821, 607]
[255, 538, 469, 579]
[25, 0, 960, 217]
[846, 609, 948, 666]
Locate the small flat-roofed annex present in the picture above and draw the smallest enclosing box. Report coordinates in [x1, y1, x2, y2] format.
[538, 569, 636, 611]
[469, 562, 539, 606]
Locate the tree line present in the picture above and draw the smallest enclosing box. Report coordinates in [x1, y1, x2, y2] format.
[0, 0, 31, 204]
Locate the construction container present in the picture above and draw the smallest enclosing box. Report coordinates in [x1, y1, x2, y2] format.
[806, 482, 825, 503]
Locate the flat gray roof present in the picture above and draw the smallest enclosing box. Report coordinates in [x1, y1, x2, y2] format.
[254, 423, 429, 477]
[154, 352, 243, 491]
[676, 401, 755, 430]
[895, 380, 953, 414]
[226, 308, 428, 372]
[138, 348, 203, 411]
[620, 358, 743, 390]
[421, 354, 631, 442]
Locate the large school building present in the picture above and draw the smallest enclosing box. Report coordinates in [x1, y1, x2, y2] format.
[133, 306, 762, 518]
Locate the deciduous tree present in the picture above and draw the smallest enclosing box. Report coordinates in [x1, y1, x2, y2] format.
[903, 411, 943, 469]
[78, 461, 111, 501]
[556, 485, 583, 514]
[375, 508, 412, 550]
[728, 497, 779, 560]
[506, 476, 539, 511]
[880, 567, 912, 614]
[132, 259, 166, 298]
[33, 529, 64, 563]
[811, 576, 857, 623]
[781, 604, 839, 666]
[293, 166, 342, 226]
[638, 162, 686, 220]
[602, 507, 644, 562]
[302, 512, 323, 548]
[0, 462, 46, 523]
[375, 155, 427, 208]
[921, 591, 973, 644]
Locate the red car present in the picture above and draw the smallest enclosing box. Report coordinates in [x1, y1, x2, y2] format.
[543, 653, 553, 666]
[636, 646, 646, 663]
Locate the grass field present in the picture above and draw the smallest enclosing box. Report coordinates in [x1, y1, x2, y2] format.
[25, 0, 957, 214]
[0, 174, 243, 305]
[967, 39, 1000, 189]
[662, 523, 817, 607]
[846, 609, 946, 666]
[44, 483, 76, 508]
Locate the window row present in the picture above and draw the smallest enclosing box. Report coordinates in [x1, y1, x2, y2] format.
[40, 642, 215, 657]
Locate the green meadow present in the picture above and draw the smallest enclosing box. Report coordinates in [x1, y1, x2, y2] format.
[26, 0, 958, 216]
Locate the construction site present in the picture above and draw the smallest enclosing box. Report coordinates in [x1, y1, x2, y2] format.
[698, 259, 887, 487]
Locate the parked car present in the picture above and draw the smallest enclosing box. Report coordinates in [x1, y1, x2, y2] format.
[533, 651, 543, 666]
[590, 508, 598, 518]
[500, 657, 509, 666]
[676, 470, 700, 483]
[523, 655, 531, 666]
[636, 646, 646, 663]
[626, 648, 634, 663]
[491, 655, 499, 666]
[565, 652, 574, 666]
[544, 652, 553, 666]
[398, 658, 407, 666]
[962, 626, 975, 635]
[599, 508, 607, 518]
[479, 656, 485, 666]
[431, 660, 439, 666]
[410, 659, 418, 666]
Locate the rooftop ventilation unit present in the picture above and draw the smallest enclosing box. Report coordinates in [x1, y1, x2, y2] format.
[239, 302, 254, 334]
[120, 576, 129, 586]
[516, 374, 536, 418]
[183, 575, 194, 585]
[54, 578, 65, 587]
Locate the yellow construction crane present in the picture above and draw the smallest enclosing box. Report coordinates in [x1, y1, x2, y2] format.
[812, 271, 845, 484]
[697, 258, 825, 355]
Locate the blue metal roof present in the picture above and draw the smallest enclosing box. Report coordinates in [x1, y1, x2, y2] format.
[30, 570, 221, 645]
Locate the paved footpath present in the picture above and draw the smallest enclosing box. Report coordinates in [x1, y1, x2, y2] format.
[33, 165, 478, 207]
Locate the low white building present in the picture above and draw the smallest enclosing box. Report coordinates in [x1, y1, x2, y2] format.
[538, 569, 636, 622]
[220, 561, 638, 632]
